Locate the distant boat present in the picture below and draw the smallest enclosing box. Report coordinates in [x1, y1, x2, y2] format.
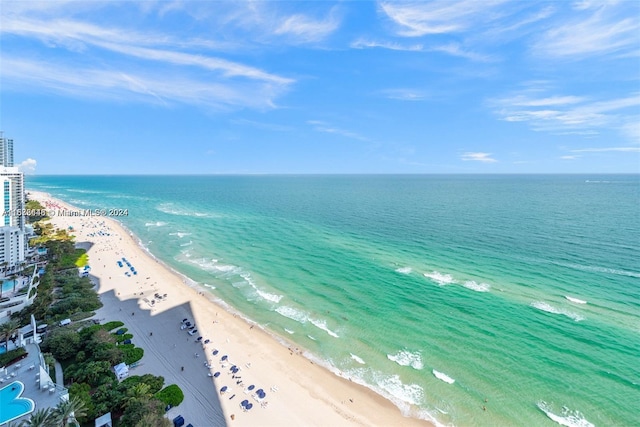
[565, 296, 587, 304]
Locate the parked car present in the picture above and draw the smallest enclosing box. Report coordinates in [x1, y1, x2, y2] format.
[188, 329, 198, 336]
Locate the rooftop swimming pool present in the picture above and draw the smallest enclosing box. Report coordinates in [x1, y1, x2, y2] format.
[0, 381, 35, 425]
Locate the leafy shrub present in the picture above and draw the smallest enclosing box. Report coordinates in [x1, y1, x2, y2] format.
[101, 321, 124, 331]
[155, 384, 184, 407]
[0, 347, 27, 367]
[121, 346, 144, 365]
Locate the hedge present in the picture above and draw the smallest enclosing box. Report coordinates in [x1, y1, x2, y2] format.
[155, 384, 184, 407]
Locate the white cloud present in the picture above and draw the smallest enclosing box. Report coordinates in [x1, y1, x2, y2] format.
[461, 152, 497, 163]
[17, 158, 37, 174]
[350, 39, 424, 51]
[534, 2, 640, 58]
[1, 57, 287, 110]
[570, 147, 640, 153]
[274, 11, 340, 43]
[491, 87, 640, 139]
[379, 1, 508, 37]
[429, 43, 493, 62]
[560, 155, 580, 160]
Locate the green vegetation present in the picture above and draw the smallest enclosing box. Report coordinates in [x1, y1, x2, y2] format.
[19, 395, 87, 427]
[40, 320, 179, 425]
[25, 199, 49, 224]
[74, 252, 89, 268]
[155, 384, 185, 407]
[0, 347, 26, 367]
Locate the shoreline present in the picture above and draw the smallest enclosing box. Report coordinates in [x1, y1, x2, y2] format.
[29, 190, 433, 427]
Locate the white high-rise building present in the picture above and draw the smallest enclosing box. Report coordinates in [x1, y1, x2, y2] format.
[0, 133, 26, 270]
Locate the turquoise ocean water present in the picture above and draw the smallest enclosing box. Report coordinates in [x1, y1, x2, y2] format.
[27, 175, 639, 426]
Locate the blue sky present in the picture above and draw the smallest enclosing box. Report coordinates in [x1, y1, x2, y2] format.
[1, 0, 639, 174]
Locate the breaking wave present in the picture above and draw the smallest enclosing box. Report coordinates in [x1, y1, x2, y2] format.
[463, 281, 491, 292]
[537, 401, 594, 427]
[387, 350, 424, 370]
[424, 271, 456, 285]
[432, 369, 455, 384]
[531, 302, 585, 322]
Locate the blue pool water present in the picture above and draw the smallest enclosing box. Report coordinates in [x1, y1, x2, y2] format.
[0, 381, 35, 425]
[1, 280, 15, 294]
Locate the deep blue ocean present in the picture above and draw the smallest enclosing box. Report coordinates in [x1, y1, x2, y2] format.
[26, 175, 640, 426]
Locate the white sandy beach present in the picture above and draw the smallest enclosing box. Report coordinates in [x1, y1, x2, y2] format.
[30, 191, 430, 427]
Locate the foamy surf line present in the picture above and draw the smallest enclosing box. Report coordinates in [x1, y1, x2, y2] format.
[537, 401, 594, 427]
[531, 301, 585, 322]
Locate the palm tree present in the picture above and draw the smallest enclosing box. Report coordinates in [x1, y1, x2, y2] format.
[20, 408, 55, 427]
[0, 320, 20, 352]
[52, 396, 87, 427]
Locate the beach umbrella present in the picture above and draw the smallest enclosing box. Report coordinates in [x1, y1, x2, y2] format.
[241, 400, 248, 407]
[220, 386, 227, 392]
[248, 385, 255, 391]
[221, 355, 228, 361]
[214, 372, 220, 378]
[212, 350, 219, 355]
[246, 403, 253, 410]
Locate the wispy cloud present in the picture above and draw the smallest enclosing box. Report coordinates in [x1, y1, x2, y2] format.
[1, 8, 294, 111]
[350, 38, 423, 51]
[429, 43, 494, 62]
[560, 155, 580, 160]
[491, 85, 640, 139]
[379, 1, 508, 37]
[570, 147, 640, 153]
[2, 57, 285, 110]
[274, 10, 341, 43]
[307, 120, 369, 141]
[534, 2, 640, 58]
[461, 152, 498, 163]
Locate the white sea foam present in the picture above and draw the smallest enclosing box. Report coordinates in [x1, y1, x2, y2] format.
[350, 353, 366, 364]
[180, 241, 193, 247]
[424, 271, 455, 285]
[145, 221, 166, 227]
[531, 302, 585, 322]
[156, 203, 218, 218]
[284, 328, 294, 334]
[387, 350, 424, 370]
[463, 281, 491, 292]
[169, 232, 191, 238]
[310, 318, 340, 338]
[432, 369, 455, 384]
[373, 373, 424, 406]
[275, 306, 309, 324]
[307, 335, 316, 341]
[565, 296, 587, 304]
[395, 267, 412, 274]
[202, 283, 216, 290]
[537, 401, 594, 427]
[256, 289, 283, 303]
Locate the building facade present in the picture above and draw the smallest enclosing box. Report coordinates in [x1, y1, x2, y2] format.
[0, 133, 15, 167]
[0, 134, 26, 270]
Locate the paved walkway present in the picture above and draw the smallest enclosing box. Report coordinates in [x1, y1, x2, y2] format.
[54, 360, 64, 386]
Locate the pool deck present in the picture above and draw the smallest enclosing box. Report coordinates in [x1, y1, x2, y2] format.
[0, 343, 66, 425]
